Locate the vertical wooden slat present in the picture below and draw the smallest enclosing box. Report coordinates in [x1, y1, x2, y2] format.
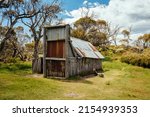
[65, 25, 70, 78]
[43, 27, 47, 77]
[58, 41, 64, 58]
[56, 41, 59, 57]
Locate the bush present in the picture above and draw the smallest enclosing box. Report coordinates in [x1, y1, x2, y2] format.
[121, 49, 150, 68]
[0, 62, 32, 74]
[103, 56, 112, 61]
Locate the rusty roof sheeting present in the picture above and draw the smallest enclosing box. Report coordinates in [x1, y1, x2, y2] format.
[70, 37, 104, 59]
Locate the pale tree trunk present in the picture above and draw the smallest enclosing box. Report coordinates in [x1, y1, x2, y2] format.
[32, 39, 39, 73]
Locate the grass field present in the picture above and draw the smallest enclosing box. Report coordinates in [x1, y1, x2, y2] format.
[0, 61, 150, 100]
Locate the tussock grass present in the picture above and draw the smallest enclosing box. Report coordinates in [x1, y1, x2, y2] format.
[0, 62, 31, 75]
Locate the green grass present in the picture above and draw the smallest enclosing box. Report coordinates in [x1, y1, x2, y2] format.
[0, 61, 150, 100]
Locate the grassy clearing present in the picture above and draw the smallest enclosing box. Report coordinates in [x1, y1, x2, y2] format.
[0, 61, 150, 100]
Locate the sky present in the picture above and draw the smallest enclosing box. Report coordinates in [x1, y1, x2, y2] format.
[2, 0, 149, 42]
[60, 0, 109, 10]
[59, 0, 150, 40]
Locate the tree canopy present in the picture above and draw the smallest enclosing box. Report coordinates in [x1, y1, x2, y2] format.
[71, 17, 119, 47]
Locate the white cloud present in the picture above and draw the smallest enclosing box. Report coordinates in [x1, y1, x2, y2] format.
[63, 0, 150, 40]
[83, 0, 88, 5]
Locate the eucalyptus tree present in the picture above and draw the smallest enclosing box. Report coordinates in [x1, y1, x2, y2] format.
[121, 28, 132, 47]
[138, 33, 150, 48]
[0, 0, 40, 54]
[71, 17, 120, 48]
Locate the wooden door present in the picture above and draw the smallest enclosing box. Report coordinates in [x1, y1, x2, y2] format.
[47, 60, 65, 77]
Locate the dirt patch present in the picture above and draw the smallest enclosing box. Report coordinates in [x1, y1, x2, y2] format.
[104, 69, 124, 80]
[64, 92, 79, 97]
[26, 74, 43, 78]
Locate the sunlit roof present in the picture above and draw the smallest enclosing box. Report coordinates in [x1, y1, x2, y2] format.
[70, 37, 104, 59]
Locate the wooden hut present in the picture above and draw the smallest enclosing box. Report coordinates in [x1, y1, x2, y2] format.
[43, 24, 104, 78]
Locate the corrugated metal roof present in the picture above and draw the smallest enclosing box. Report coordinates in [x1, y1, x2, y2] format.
[70, 37, 104, 59]
[46, 27, 66, 41]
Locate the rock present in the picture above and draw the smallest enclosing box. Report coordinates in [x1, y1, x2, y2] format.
[98, 73, 104, 78]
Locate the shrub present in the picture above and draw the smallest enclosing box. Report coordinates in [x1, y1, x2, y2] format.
[121, 49, 150, 68]
[103, 56, 112, 61]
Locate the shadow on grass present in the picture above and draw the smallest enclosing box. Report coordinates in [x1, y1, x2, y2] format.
[51, 76, 94, 85]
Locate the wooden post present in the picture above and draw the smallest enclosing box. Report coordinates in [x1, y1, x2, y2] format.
[43, 27, 47, 77]
[65, 25, 70, 78]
